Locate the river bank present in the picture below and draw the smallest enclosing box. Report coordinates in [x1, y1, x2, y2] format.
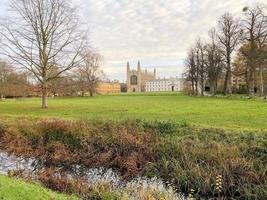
[0, 119, 266, 199]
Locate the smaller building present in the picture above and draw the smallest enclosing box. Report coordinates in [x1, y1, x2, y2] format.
[96, 82, 121, 95]
[145, 77, 184, 92]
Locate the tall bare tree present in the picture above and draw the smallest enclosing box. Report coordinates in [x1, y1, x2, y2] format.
[196, 39, 206, 96]
[233, 48, 249, 93]
[241, 6, 267, 96]
[0, 61, 12, 99]
[0, 0, 86, 108]
[217, 13, 241, 95]
[184, 48, 198, 95]
[205, 29, 224, 95]
[0, 60, 31, 98]
[76, 50, 104, 97]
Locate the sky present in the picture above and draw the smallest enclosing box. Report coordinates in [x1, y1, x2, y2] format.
[0, 0, 266, 82]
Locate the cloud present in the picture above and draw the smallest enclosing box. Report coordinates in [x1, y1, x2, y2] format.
[1, 0, 266, 81]
[70, 0, 266, 81]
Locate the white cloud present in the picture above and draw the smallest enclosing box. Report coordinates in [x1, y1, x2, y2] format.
[70, 0, 266, 81]
[1, 0, 267, 81]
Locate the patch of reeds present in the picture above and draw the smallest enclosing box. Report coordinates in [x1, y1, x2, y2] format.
[0, 119, 266, 199]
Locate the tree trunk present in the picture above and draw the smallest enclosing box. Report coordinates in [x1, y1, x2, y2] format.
[228, 69, 232, 95]
[195, 81, 198, 96]
[201, 78, 204, 96]
[223, 70, 228, 95]
[259, 65, 264, 96]
[41, 87, 48, 109]
[214, 81, 218, 95]
[245, 67, 249, 95]
[223, 51, 232, 95]
[89, 89, 93, 97]
[249, 68, 255, 97]
[191, 80, 195, 95]
[210, 81, 215, 95]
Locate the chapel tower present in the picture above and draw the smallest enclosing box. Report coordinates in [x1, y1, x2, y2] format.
[126, 61, 156, 92]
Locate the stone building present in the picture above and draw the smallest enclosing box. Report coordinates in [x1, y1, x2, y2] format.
[145, 77, 184, 92]
[126, 61, 156, 92]
[96, 81, 121, 95]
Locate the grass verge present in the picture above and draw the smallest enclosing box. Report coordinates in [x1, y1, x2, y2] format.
[0, 174, 79, 200]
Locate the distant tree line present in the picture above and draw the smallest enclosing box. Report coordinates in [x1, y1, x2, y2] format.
[0, 61, 33, 99]
[0, 0, 103, 108]
[184, 4, 267, 97]
[0, 50, 104, 98]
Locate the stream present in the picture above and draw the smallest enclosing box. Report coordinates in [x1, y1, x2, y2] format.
[0, 151, 35, 175]
[0, 150, 186, 199]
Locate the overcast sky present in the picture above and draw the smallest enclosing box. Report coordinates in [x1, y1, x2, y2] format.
[1, 0, 266, 82]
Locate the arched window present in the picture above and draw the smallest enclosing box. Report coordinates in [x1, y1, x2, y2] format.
[130, 75, 138, 85]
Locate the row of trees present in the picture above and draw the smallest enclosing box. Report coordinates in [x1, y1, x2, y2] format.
[0, 49, 103, 99]
[184, 4, 267, 96]
[50, 50, 104, 97]
[0, 0, 103, 108]
[0, 61, 32, 98]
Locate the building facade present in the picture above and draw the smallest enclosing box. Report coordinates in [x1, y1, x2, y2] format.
[145, 77, 184, 92]
[96, 82, 121, 95]
[127, 61, 156, 92]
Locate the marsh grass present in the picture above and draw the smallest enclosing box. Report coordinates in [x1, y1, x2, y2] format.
[0, 119, 266, 199]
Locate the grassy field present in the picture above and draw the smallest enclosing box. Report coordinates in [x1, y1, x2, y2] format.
[1, 93, 267, 130]
[0, 175, 79, 200]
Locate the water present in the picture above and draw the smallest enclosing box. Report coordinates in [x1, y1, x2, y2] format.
[0, 151, 35, 175]
[0, 150, 185, 200]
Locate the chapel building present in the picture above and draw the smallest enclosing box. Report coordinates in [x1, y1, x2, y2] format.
[126, 61, 156, 92]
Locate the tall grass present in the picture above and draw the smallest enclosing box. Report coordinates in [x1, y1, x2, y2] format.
[0, 119, 266, 199]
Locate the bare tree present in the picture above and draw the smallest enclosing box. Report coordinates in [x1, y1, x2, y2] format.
[184, 48, 198, 95]
[50, 74, 78, 96]
[217, 13, 241, 95]
[205, 29, 224, 95]
[196, 39, 206, 96]
[0, 61, 12, 99]
[0, 0, 86, 108]
[233, 48, 248, 93]
[241, 6, 267, 96]
[76, 49, 104, 97]
[0, 60, 31, 98]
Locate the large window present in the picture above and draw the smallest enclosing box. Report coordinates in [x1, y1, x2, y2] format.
[130, 75, 138, 85]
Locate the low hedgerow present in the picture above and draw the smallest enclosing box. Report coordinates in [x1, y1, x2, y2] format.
[0, 119, 266, 199]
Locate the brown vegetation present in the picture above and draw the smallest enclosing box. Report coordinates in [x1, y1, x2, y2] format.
[0, 119, 266, 199]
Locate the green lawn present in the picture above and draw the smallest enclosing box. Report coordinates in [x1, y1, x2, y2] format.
[0, 175, 79, 200]
[1, 93, 267, 130]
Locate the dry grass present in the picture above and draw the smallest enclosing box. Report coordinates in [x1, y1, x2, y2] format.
[0, 119, 266, 199]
